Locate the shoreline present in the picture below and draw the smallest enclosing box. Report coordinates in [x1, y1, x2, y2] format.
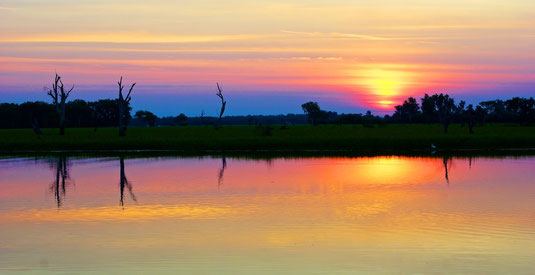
[2, 148, 535, 159]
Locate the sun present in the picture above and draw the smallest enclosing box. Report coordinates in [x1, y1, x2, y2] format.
[362, 69, 409, 96]
[352, 67, 414, 110]
[374, 79, 398, 96]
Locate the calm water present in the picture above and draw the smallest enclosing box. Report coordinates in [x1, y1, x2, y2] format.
[0, 155, 534, 274]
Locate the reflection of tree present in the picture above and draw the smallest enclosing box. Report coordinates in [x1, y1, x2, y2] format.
[469, 157, 473, 169]
[120, 157, 137, 207]
[264, 158, 273, 168]
[218, 157, 227, 188]
[49, 156, 72, 208]
[443, 157, 452, 185]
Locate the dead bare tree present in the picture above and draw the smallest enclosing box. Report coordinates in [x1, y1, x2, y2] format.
[215, 83, 227, 129]
[117, 77, 136, 136]
[46, 73, 74, 135]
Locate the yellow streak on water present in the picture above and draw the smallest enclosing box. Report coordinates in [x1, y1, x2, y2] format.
[0, 205, 237, 222]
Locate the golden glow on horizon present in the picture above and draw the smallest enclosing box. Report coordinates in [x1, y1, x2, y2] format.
[354, 68, 414, 109]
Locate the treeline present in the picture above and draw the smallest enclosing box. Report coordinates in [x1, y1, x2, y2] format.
[389, 95, 535, 124]
[0, 99, 130, 129]
[2, 94, 534, 134]
[0, 99, 311, 129]
[388, 94, 535, 133]
[141, 114, 309, 127]
[302, 94, 535, 133]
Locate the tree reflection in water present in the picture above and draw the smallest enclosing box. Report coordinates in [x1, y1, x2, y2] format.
[443, 156, 453, 185]
[119, 156, 137, 207]
[218, 157, 227, 188]
[48, 156, 73, 208]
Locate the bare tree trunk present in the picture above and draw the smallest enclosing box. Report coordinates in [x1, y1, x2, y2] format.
[46, 73, 73, 136]
[59, 103, 66, 135]
[119, 101, 127, 136]
[468, 120, 474, 134]
[441, 113, 451, 134]
[117, 77, 135, 137]
[443, 122, 449, 133]
[31, 116, 42, 135]
[468, 114, 474, 134]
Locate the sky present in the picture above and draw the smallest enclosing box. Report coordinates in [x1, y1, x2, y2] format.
[1, 0, 534, 116]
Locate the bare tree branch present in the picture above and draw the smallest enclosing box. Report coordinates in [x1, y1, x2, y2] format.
[126, 83, 136, 102]
[66, 85, 74, 97]
[216, 83, 227, 118]
[118, 76, 124, 95]
[215, 83, 227, 129]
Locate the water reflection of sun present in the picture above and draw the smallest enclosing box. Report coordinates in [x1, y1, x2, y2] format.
[339, 157, 443, 184]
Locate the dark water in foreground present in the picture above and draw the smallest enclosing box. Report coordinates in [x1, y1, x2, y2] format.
[0, 156, 534, 274]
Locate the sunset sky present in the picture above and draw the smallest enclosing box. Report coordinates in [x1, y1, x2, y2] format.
[1, 0, 534, 116]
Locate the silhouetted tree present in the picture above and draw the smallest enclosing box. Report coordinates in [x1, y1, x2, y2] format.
[301, 101, 322, 125]
[215, 83, 227, 129]
[421, 93, 456, 133]
[46, 73, 74, 135]
[465, 104, 476, 134]
[436, 94, 457, 133]
[335, 113, 363, 124]
[393, 97, 420, 123]
[456, 100, 466, 122]
[475, 105, 487, 124]
[479, 100, 507, 122]
[89, 99, 122, 128]
[135, 110, 157, 127]
[420, 94, 436, 123]
[66, 99, 92, 127]
[117, 77, 136, 136]
[174, 113, 188, 126]
[20, 101, 56, 132]
[505, 97, 535, 123]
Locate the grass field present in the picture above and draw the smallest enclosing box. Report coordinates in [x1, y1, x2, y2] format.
[0, 124, 534, 154]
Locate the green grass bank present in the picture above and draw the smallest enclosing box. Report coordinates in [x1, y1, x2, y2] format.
[0, 124, 534, 153]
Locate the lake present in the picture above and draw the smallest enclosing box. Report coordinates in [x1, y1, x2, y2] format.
[0, 155, 534, 274]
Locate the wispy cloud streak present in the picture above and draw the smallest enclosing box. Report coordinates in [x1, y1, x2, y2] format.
[282, 30, 390, 41]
